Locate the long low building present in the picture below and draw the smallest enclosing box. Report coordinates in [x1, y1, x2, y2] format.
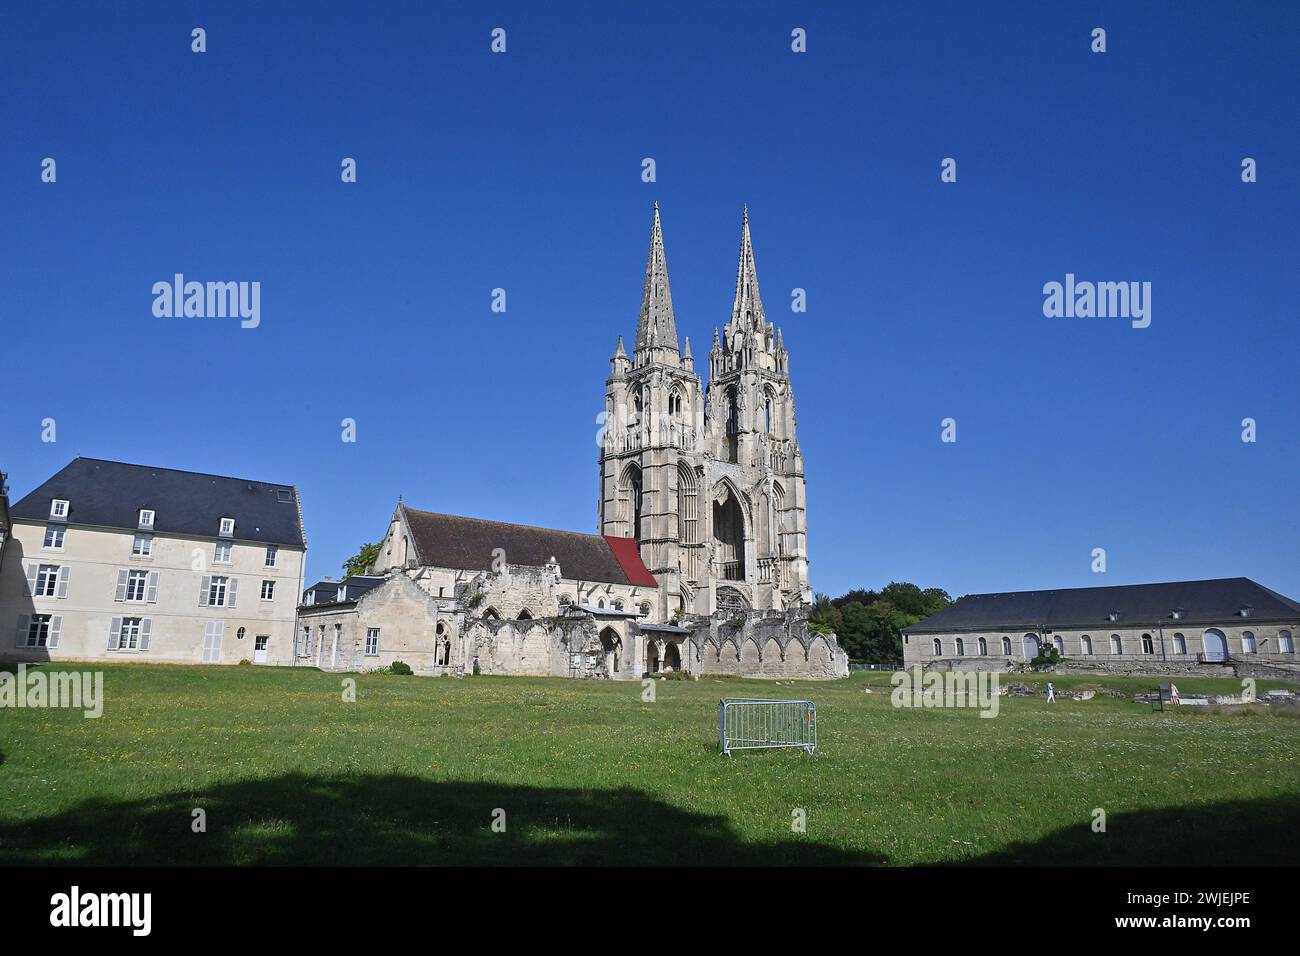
[0, 458, 306, 665]
[903, 577, 1300, 676]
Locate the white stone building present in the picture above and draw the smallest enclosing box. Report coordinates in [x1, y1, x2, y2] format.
[903, 577, 1300, 679]
[599, 205, 813, 619]
[0, 458, 306, 665]
[292, 207, 849, 681]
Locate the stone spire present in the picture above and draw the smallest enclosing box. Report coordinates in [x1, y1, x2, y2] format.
[731, 205, 765, 330]
[635, 202, 679, 358]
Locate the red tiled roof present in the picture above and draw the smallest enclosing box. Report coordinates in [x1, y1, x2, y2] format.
[603, 535, 658, 587]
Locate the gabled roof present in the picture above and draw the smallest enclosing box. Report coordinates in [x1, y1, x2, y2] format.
[905, 577, 1300, 635]
[10, 457, 304, 547]
[401, 506, 656, 588]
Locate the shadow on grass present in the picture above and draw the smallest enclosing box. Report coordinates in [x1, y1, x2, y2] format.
[959, 795, 1300, 866]
[0, 773, 882, 866]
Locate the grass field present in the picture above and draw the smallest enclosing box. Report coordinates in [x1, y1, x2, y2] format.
[2, 663, 1298, 865]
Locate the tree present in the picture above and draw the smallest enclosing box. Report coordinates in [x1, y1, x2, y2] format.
[815, 582, 953, 663]
[342, 542, 380, 578]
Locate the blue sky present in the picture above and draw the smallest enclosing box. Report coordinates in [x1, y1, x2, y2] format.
[2, 2, 1296, 599]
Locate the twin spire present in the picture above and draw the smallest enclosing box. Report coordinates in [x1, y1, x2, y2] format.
[630, 203, 764, 363]
[634, 202, 678, 356]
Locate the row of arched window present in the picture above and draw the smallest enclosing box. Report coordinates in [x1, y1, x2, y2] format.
[931, 629, 1295, 657]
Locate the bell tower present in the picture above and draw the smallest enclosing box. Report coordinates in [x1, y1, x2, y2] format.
[598, 204, 705, 618]
[701, 207, 812, 611]
[598, 205, 812, 620]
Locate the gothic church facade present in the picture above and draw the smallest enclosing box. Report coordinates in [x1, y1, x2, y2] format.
[599, 205, 813, 621]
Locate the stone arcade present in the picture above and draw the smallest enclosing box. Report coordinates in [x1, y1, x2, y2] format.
[295, 206, 848, 680]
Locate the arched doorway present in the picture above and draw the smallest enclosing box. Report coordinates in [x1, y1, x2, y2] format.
[599, 627, 621, 677]
[663, 642, 681, 672]
[645, 640, 660, 675]
[1022, 633, 1040, 660]
[713, 486, 745, 581]
[1202, 628, 1228, 662]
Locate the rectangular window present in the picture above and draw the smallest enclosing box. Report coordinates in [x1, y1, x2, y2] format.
[260, 580, 275, 601]
[44, 525, 65, 549]
[208, 576, 229, 607]
[202, 621, 224, 663]
[365, 628, 380, 656]
[219, 517, 235, 537]
[118, 617, 142, 650]
[125, 569, 148, 602]
[36, 564, 60, 597]
[50, 499, 69, 520]
[138, 509, 155, 529]
[132, 533, 153, 556]
[214, 541, 232, 564]
[265, 545, 278, 567]
[26, 615, 51, 647]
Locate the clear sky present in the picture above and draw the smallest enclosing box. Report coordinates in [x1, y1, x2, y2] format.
[2, 2, 1296, 599]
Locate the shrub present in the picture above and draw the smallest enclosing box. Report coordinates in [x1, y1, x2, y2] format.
[389, 661, 413, 676]
[1028, 646, 1064, 671]
[238, 659, 252, 666]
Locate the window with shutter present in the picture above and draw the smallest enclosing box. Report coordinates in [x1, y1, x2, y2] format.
[199, 575, 212, 607]
[47, 616, 62, 648]
[14, 614, 30, 648]
[108, 617, 123, 651]
[226, 578, 238, 608]
[25, 564, 39, 596]
[56, 566, 70, 599]
[140, 618, 152, 651]
[115, 569, 130, 602]
[146, 571, 160, 603]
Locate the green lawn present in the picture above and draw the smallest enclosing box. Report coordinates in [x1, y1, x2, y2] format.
[2, 663, 1298, 865]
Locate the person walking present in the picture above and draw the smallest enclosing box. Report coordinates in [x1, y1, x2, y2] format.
[1046, 680, 1056, 703]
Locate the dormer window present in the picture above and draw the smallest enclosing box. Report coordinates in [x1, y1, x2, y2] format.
[219, 517, 235, 538]
[138, 509, 155, 530]
[1107, 611, 1120, 622]
[336, 586, 347, 602]
[50, 499, 69, 521]
[1171, 608, 1183, 621]
[1239, 605, 1254, 618]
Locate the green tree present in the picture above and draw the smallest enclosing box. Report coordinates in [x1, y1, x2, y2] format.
[342, 542, 380, 578]
[815, 582, 953, 663]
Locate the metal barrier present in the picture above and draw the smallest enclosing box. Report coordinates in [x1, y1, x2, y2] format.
[719, 698, 816, 757]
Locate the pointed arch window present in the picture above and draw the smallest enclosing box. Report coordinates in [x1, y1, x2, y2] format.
[677, 463, 698, 547]
[724, 386, 739, 463]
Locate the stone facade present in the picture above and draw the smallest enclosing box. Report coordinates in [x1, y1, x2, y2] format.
[598, 206, 812, 619]
[290, 206, 849, 682]
[0, 459, 306, 666]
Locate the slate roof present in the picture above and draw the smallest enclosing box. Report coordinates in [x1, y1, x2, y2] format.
[302, 575, 385, 606]
[905, 578, 1300, 634]
[401, 506, 657, 587]
[10, 457, 304, 547]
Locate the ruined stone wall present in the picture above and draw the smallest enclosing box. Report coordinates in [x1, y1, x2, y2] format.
[687, 611, 848, 680]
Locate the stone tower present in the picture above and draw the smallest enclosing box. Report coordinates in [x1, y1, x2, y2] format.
[599, 205, 812, 620]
